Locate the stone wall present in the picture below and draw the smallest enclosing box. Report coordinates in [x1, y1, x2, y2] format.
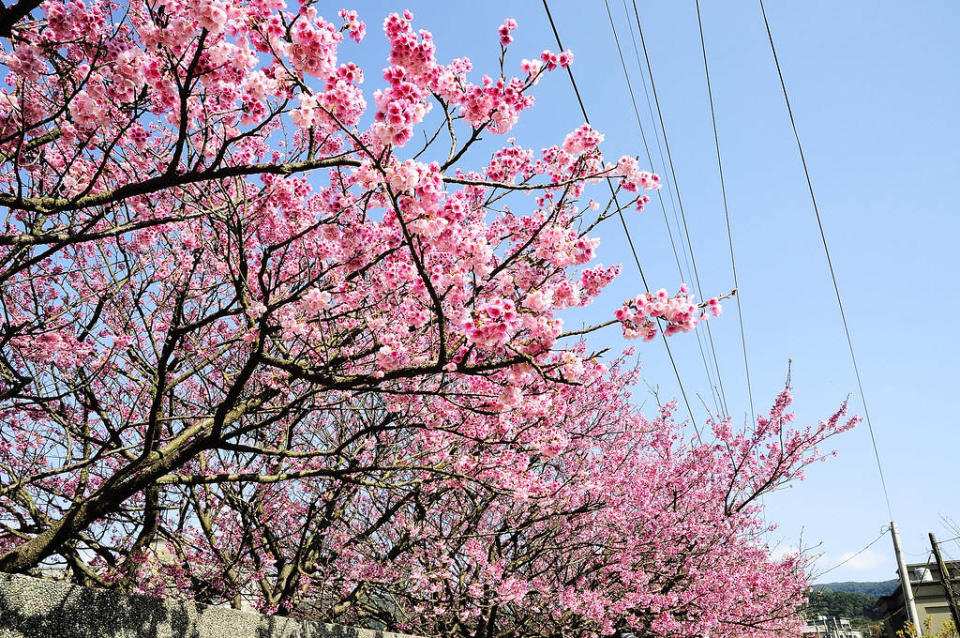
[0, 572, 422, 638]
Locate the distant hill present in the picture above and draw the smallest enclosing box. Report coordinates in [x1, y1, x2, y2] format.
[805, 589, 885, 622]
[812, 580, 899, 597]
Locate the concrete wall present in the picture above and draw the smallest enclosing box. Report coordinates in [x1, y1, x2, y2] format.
[0, 573, 423, 638]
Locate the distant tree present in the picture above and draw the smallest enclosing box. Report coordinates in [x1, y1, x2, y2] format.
[814, 580, 900, 598]
[805, 590, 884, 621]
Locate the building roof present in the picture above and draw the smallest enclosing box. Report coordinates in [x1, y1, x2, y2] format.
[876, 559, 960, 613]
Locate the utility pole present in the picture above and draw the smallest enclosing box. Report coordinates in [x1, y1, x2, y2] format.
[929, 532, 960, 633]
[892, 521, 923, 636]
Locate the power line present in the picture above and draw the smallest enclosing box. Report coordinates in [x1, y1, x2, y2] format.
[614, 0, 727, 416]
[541, 0, 702, 438]
[812, 526, 889, 580]
[615, 0, 723, 415]
[619, 0, 692, 285]
[758, 0, 894, 520]
[616, 1, 729, 419]
[694, 0, 756, 426]
[628, 0, 730, 418]
[602, 0, 724, 417]
[602, 0, 681, 280]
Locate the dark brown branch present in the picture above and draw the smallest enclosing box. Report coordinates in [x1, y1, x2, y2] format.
[0, 0, 42, 37]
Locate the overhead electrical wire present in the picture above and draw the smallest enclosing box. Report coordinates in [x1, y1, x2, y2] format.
[758, 0, 894, 519]
[619, 2, 725, 415]
[540, 0, 702, 438]
[694, 0, 757, 426]
[812, 526, 889, 580]
[601, 0, 683, 282]
[691, 3, 766, 533]
[619, 0, 693, 286]
[628, 0, 730, 418]
[616, 1, 729, 418]
[602, 0, 725, 417]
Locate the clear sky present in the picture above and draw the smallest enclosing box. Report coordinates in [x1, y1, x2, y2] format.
[343, 1, 960, 583]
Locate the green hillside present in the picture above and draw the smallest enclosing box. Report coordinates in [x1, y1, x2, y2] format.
[813, 580, 899, 597]
[805, 589, 884, 622]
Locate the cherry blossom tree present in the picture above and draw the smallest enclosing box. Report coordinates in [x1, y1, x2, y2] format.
[0, 1, 854, 637]
[147, 359, 854, 638]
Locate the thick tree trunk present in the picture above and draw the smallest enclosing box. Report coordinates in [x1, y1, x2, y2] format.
[0, 444, 192, 572]
[0, 394, 265, 572]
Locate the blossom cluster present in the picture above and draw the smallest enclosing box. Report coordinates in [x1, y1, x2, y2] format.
[562, 123, 606, 156]
[616, 284, 722, 340]
[541, 48, 574, 71]
[372, 66, 430, 146]
[615, 155, 662, 210]
[288, 9, 342, 79]
[499, 18, 518, 46]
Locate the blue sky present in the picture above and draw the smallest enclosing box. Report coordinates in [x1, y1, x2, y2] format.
[341, 1, 960, 582]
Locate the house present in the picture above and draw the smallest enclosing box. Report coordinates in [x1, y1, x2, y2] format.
[876, 560, 960, 637]
[802, 616, 864, 638]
